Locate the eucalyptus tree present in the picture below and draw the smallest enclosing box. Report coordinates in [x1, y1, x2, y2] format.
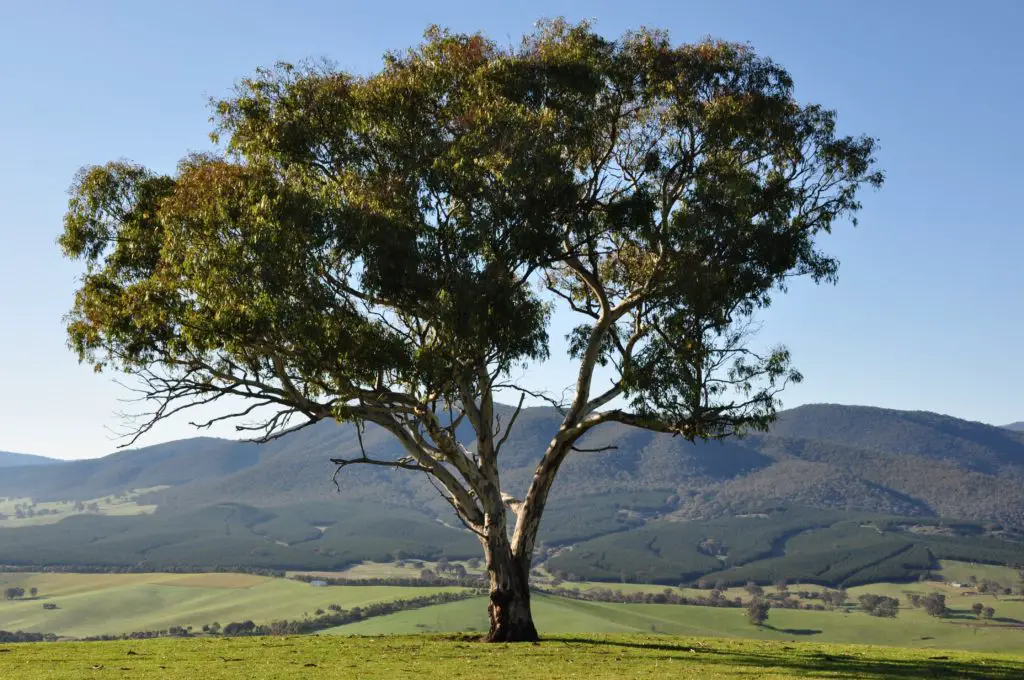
[60, 21, 882, 641]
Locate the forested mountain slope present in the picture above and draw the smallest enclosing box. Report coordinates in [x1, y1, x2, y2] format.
[5, 404, 1024, 527]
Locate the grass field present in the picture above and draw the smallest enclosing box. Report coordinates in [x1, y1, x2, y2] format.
[3, 560, 1022, 650]
[0, 573, 466, 637]
[288, 559, 486, 580]
[1, 634, 1022, 679]
[938, 561, 1022, 587]
[0, 487, 166, 527]
[321, 593, 1024, 653]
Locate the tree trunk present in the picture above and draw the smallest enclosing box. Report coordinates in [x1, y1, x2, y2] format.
[484, 532, 538, 642]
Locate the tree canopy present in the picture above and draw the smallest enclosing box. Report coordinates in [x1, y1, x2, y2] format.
[60, 20, 882, 641]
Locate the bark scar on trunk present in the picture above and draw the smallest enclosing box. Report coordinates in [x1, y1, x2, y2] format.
[486, 586, 539, 643]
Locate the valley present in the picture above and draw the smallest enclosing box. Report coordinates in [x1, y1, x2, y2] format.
[3, 403, 1024, 658]
[2, 561, 1023, 653]
[0, 572, 466, 638]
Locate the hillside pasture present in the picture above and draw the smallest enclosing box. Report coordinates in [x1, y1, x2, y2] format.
[0, 572, 467, 638]
[324, 593, 1024, 652]
[938, 560, 1022, 587]
[0, 488, 166, 528]
[289, 559, 485, 581]
[2, 564, 1024, 652]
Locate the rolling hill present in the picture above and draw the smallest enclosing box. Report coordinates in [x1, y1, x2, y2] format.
[5, 403, 1024, 524]
[1005, 421, 1024, 432]
[4, 404, 1024, 525]
[0, 451, 60, 467]
[3, 403, 1024, 581]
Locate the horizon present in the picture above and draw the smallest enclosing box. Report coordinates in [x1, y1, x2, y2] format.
[1, 0, 1022, 460]
[4, 401, 1020, 462]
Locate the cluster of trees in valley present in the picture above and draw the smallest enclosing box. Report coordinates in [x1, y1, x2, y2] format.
[0, 631, 56, 643]
[538, 583, 850, 613]
[2, 586, 39, 600]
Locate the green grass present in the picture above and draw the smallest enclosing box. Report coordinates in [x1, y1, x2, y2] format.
[4, 561, 1023, 651]
[0, 573, 467, 637]
[2, 634, 1023, 679]
[321, 596, 640, 636]
[323, 594, 1024, 653]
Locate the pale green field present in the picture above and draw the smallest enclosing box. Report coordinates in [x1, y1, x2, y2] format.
[3, 560, 1022, 652]
[566, 580, 818, 602]
[324, 593, 1024, 652]
[0, 487, 167, 527]
[0, 572, 467, 637]
[938, 560, 1022, 587]
[289, 559, 485, 580]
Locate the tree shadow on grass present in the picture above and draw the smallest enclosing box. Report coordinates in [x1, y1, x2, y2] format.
[945, 614, 1023, 625]
[761, 624, 821, 636]
[992, 617, 1023, 625]
[545, 637, 1023, 679]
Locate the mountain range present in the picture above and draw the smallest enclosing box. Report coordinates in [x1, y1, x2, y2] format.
[0, 451, 59, 467]
[4, 403, 1024, 528]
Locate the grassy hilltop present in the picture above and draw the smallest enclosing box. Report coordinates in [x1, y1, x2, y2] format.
[1, 635, 1022, 679]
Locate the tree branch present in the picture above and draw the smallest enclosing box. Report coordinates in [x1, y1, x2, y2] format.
[570, 444, 619, 453]
[494, 392, 525, 457]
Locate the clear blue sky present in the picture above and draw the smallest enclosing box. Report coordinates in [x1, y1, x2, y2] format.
[1, 1, 1021, 460]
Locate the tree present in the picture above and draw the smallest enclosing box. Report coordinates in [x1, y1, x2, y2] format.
[857, 594, 898, 618]
[921, 592, 947, 618]
[983, 606, 996, 620]
[874, 598, 899, 618]
[822, 589, 846, 610]
[744, 581, 764, 598]
[58, 21, 881, 642]
[972, 602, 984, 618]
[746, 598, 770, 626]
[775, 579, 788, 594]
[29, 587, 38, 598]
